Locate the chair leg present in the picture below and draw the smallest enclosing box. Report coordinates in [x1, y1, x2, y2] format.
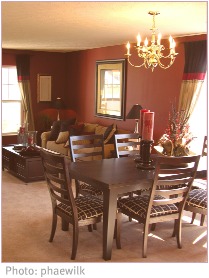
[93, 224, 97, 230]
[142, 222, 149, 258]
[150, 223, 156, 231]
[172, 219, 177, 237]
[71, 224, 79, 260]
[175, 218, 182, 249]
[49, 213, 57, 242]
[115, 213, 122, 249]
[191, 212, 196, 224]
[128, 192, 133, 222]
[88, 225, 93, 232]
[200, 214, 205, 226]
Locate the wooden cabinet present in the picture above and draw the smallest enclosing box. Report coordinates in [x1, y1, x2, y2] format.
[2, 146, 44, 183]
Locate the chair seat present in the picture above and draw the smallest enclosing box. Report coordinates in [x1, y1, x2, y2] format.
[118, 195, 178, 219]
[186, 189, 207, 209]
[58, 196, 103, 221]
[79, 181, 103, 196]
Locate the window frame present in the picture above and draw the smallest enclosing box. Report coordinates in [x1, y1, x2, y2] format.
[2, 66, 23, 136]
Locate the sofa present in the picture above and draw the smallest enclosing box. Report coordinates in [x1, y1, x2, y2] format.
[41, 120, 130, 159]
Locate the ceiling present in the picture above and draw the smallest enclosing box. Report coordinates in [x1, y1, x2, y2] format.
[2, 1, 207, 52]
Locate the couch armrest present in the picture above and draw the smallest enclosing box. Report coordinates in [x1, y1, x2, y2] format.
[41, 131, 51, 148]
[104, 143, 115, 159]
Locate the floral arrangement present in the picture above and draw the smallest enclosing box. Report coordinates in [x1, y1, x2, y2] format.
[158, 104, 194, 156]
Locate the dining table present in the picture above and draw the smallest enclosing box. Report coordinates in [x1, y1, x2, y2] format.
[67, 154, 207, 261]
[68, 156, 155, 261]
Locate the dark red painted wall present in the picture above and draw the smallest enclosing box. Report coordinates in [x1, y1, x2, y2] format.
[2, 34, 206, 146]
[66, 34, 206, 142]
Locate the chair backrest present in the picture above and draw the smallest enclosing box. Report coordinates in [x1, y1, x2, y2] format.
[40, 149, 76, 217]
[148, 155, 201, 218]
[202, 136, 207, 157]
[114, 133, 141, 158]
[69, 134, 104, 162]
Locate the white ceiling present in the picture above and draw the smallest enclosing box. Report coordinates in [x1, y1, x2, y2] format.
[2, 1, 207, 52]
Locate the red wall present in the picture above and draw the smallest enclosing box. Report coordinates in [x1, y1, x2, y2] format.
[2, 34, 206, 145]
[66, 34, 206, 142]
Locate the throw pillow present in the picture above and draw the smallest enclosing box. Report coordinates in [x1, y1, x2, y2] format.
[60, 118, 76, 132]
[54, 118, 76, 144]
[69, 123, 85, 136]
[64, 124, 85, 148]
[104, 123, 117, 144]
[56, 131, 69, 144]
[83, 123, 99, 133]
[48, 121, 61, 141]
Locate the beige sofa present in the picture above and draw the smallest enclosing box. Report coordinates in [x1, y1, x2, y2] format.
[41, 122, 130, 159]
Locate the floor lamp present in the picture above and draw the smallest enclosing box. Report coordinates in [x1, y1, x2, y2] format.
[54, 97, 63, 120]
[126, 104, 143, 133]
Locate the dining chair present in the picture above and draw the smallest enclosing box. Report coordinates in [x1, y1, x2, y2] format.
[190, 135, 207, 224]
[184, 188, 207, 226]
[114, 133, 141, 158]
[115, 133, 148, 196]
[40, 148, 103, 260]
[69, 134, 104, 198]
[115, 155, 200, 258]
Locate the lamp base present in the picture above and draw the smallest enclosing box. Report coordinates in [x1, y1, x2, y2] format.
[57, 110, 60, 121]
[134, 120, 139, 133]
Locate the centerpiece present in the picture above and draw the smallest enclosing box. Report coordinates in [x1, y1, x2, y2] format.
[155, 104, 195, 156]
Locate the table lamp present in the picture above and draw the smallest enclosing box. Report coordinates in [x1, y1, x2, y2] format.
[126, 104, 143, 133]
[54, 97, 64, 120]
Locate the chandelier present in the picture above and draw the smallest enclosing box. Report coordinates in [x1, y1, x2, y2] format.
[125, 11, 178, 71]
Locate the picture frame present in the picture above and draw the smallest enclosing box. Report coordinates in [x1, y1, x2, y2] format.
[95, 59, 126, 120]
[37, 74, 52, 102]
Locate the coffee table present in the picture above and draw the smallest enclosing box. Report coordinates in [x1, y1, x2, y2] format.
[2, 145, 45, 183]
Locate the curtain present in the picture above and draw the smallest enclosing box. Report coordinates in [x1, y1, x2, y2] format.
[178, 40, 207, 122]
[16, 55, 35, 131]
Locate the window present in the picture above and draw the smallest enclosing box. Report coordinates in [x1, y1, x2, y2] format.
[2, 67, 22, 135]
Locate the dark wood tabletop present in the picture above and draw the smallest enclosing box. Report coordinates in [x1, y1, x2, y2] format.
[68, 156, 154, 260]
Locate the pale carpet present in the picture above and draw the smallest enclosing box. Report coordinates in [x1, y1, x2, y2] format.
[1, 170, 208, 263]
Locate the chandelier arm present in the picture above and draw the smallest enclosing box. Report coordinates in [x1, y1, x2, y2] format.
[156, 57, 176, 69]
[126, 56, 146, 68]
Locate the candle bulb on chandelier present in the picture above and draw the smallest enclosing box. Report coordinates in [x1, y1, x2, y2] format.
[157, 33, 162, 45]
[126, 42, 130, 55]
[137, 34, 141, 47]
[144, 37, 148, 46]
[169, 35, 173, 48]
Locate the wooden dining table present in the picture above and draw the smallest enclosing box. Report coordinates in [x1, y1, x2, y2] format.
[66, 153, 207, 261]
[68, 156, 154, 260]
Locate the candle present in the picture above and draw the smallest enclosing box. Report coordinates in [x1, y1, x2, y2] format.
[140, 109, 150, 135]
[157, 33, 162, 45]
[126, 42, 130, 55]
[144, 37, 148, 46]
[142, 112, 155, 141]
[137, 34, 141, 47]
[169, 36, 173, 48]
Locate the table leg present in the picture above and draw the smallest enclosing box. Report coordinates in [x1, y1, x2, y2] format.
[103, 189, 118, 260]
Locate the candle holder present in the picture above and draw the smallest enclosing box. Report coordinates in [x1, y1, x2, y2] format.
[135, 140, 155, 170]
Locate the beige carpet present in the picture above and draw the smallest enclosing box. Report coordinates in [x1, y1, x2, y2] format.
[1, 170, 208, 264]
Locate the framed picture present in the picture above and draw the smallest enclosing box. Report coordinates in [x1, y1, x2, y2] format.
[95, 59, 126, 120]
[37, 74, 52, 102]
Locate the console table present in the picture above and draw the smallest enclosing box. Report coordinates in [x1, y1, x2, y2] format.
[2, 146, 45, 183]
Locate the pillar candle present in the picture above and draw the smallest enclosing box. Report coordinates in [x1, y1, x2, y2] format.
[142, 112, 155, 141]
[140, 109, 150, 135]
